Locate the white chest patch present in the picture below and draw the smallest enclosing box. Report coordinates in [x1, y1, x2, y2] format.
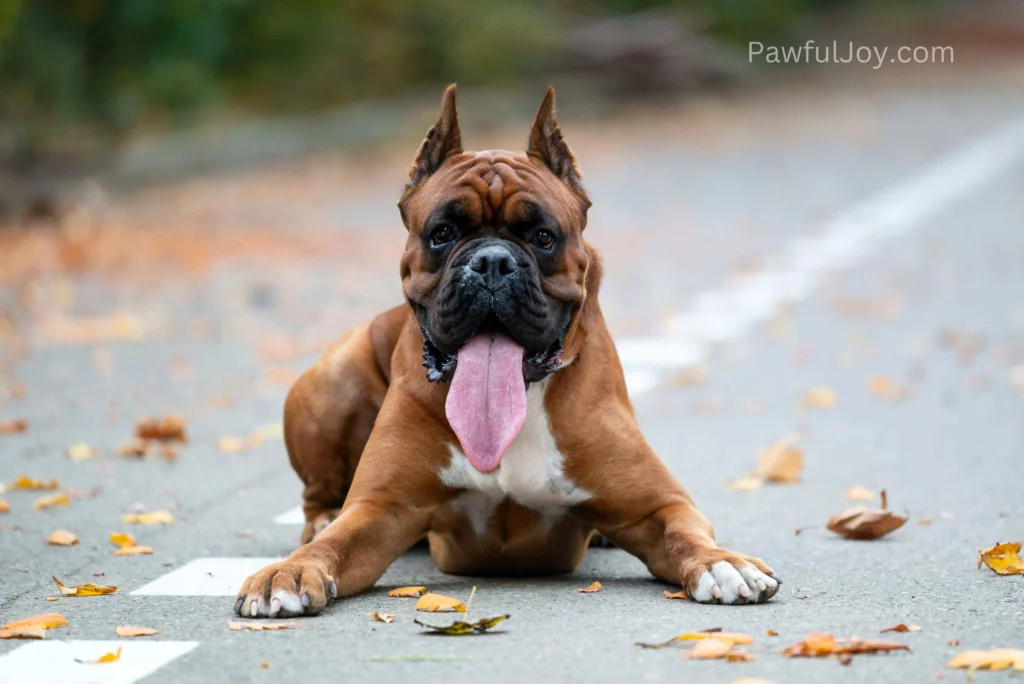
[439, 377, 592, 535]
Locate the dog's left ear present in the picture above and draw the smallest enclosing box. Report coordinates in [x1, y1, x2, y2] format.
[408, 84, 463, 188]
[527, 87, 586, 196]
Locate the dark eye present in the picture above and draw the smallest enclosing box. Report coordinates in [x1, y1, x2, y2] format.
[532, 229, 556, 250]
[430, 225, 455, 247]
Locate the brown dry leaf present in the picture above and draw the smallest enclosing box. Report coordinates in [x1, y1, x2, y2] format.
[0, 498, 9, 513]
[844, 486, 875, 501]
[867, 374, 911, 400]
[10, 475, 59, 490]
[415, 593, 467, 613]
[663, 590, 688, 600]
[579, 581, 602, 593]
[46, 529, 79, 546]
[110, 532, 136, 548]
[116, 626, 161, 637]
[803, 386, 837, 409]
[121, 510, 174, 525]
[948, 649, 1024, 672]
[0, 418, 28, 434]
[53, 576, 117, 596]
[881, 623, 922, 633]
[755, 438, 803, 483]
[0, 625, 46, 639]
[66, 443, 97, 461]
[216, 436, 247, 453]
[135, 415, 187, 442]
[387, 586, 427, 598]
[827, 490, 907, 540]
[228, 621, 297, 631]
[414, 614, 509, 635]
[917, 519, 933, 526]
[783, 632, 910, 658]
[260, 662, 271, 669]
[33, 493, 71, 511]
[0, 612, 68, 640]
[366, 612, 395, 624]
[977, 542, 1024, 576]
[114, 546, 154, 556]
[726, 476, 763, 492]
[77, 647, 122, 664]
[767, 630, 778, 637]
[684, 638, 734, 660]
[117, 439, 150, 458]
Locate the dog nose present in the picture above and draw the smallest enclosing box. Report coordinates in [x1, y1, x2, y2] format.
[468, 245, 518, 288]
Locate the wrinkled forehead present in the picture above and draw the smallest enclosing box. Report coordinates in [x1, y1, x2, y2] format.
[406, 150, 578, 227]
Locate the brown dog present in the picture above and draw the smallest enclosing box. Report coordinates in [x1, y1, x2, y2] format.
[235, 85, 779, 618]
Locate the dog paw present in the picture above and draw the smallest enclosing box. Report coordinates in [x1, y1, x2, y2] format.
[682, 550, 780, 605]
[234, 560, 337, 618]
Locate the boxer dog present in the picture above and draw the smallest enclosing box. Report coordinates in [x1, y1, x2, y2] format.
[235, 85, 779, 618]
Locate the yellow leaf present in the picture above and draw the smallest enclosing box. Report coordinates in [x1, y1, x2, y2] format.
[0, 625, 46, 639]
[46, 529, 79, 546]
[978, 542, 1024, 576]
[45, 597, 59, 602]
[33, 493, 71, 511]
[1, 613, 68, 632]
[415, 593, 466, 613]
[0, 498, 9, 513]
[78, 647, 121, 664]
[802, 386, 836, 409]
[755, 438, 803, 483]
[387, 586, 427, 598]
[366, 612, 394, 624]
[53, 576, 117, 596]
[663, 590, 688, 600]
[228, 621, 297, 631]
[844, 486, 875, 501]
[11, 475, 59, 490]
[680, 632, 755, 646]
[948, 648, 1024, 672]
[121, 510, 174, 525]
[114, 546, 154, 556]
[684, 638, 734, 660]
[116, 626, 161, 637]
[66, 443, 97, 461]
[110, 532, 137, 548]
[726, 476, 763, 492]
[578, 581, 602, 593]
[414, 614, 509, 635]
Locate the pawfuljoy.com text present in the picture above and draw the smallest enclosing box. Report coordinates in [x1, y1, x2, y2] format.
[749, 41, 954, 69]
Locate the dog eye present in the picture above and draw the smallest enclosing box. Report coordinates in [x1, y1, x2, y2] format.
[430, 225, 455, 247]
[532, 229, 556, 250]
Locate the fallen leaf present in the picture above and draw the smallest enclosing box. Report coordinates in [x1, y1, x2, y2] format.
[637, 632, 754, 649]
[367, 612, 394, 624]
[0, 498, 9, 513]
[217, 436, 247, 453]
[121, 510, 174, 525]
[46, 529, 79, 546]
[228, 621, 298, 631]
[867, 374, 910, 400]
[77, 647, 121, 664]
[663, 590, 688, 600]
[114, 546, 154, 556]
[66, 443, 97, 461]
[53, 576, 117, 596]
[917, 519, 933, 526]
[948, 648, 1024, 672]
[0, 418, 27, 434]
[110, 532, 136, 548]
[755, 438, 803, 483]
[414, 614, 509, 635]
[881, 624, 921, 633]
[415, 593, 467, 613]
[116, 626, 161, 637]
[803, 386, 837, 409]
[726, 476, 763, 492]
[827, 489, 907, 540]
[135, 415, 186, 442]
[0, 612, 68, 640]
[260, 662, 271, 669]
[767, 630, 778, 636]
[684, 638, 734, 660]
[783, 632, 910, 659]
[45, 597, 58, 602]
[977, 542, 1024, 576]
[0, 625, 46, 639]
[388, 586, 428, 598]
[579, 581, 602, 593]
[33, 493, 71, 511]
[117, 439, 150, 458]
[844, 486, 875, 501]
[10, 475, 59, 490]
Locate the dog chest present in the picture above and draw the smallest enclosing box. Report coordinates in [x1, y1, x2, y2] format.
[439, 379, 591, 534]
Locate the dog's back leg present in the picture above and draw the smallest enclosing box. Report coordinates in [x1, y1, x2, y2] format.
[284, 305, 407, 544]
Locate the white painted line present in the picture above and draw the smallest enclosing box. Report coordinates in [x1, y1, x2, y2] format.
[273, 505, 304, 525]
[0, 641, 198, 684]
[617, 117, 1024, 391]
[132, 558, 282, 596]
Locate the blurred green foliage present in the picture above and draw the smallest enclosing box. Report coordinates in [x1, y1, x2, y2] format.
[0, 0, 865, 154]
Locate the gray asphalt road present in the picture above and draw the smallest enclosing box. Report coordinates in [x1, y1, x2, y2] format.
[2, 66, 1024, 683]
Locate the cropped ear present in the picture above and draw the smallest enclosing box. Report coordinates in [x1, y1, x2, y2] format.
[407, 84, 462, 188]
[527, 87, 585, 195]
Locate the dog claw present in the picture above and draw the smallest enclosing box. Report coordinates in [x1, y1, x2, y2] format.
[301, 592, 311, 607]
[769, 573, 783, 585]
[328, 580, 337, 599]
[234, 598, 243, 615]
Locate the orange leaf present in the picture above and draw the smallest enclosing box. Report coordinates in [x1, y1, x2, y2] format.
[110, 532, 137, 548]
[684, 638, 733, 660]
[784, 632, 909, 658]
[366, 612, 395, 624]
[114, 546, 154, 556]
[415, 593, 466, 613]
[680, 632, 754, 646]
[663, 590, 688, 600]
[0, 418, 27, 434]
[0, 625, 46, 639]
[46, 529, 79, 546]
[867, 374, 910, 400]
[756, 441, 803, 483]
[880, 623, 921, 633]
[0, 498, 10, 513]
[387, 586, 427, 598]
[579, 581, 602, 593]
[228, 621, 297, 631]
[116, 626, 161, 637]
[53, 576, 117, 596]
[33, 493, 71, 511]
[11, 475, 58, 490]
[78, 647, 122, 664]
[121, 510, 174, 525]
[1, 613, 68, 632]
[135, 415, 187, 442]
[978, 542, 1024, 576]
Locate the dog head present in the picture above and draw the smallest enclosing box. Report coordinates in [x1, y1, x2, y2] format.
[399, 84, 592, 387]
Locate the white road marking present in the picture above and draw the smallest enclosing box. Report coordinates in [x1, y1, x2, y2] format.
[617, 117, 1024, 394]
[132, 558, 282, 596]
[273, 506, 304, 525]
[0, 641, 198, 684]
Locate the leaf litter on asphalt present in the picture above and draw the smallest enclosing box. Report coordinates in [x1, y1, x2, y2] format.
[415, 593, 467, 613]
[827, 489, 907, 540]
[977, 541, 1024, 575]
[53, 576, 117, 596]
[880, 623, 922, 633]
[783, 633, 909, 662]
[229, 621, 298, 631]
[388, 586, 427, 598]
[10, 475, 58, 490]
[948, 648, 1024, 672]
[33, 493, 71, 511]
[135, 415, 187, 442]
[414, 586, 509, 636]
[0, 613, 67, 640]
[366, 612, 394, 624]
[46, 529, 78, 546]
[76, 647, 121, 664]
[637, 631, 754, 649]
[663, 589, 688, 600]
[116, 626, 161, 637]
[121, 509, 174, 524]
[579, 581, 602, 593]
[727, 434, 803, 491]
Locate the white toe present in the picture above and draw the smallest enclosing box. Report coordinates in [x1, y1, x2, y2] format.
[738, 565, 779, 603]
[710, 561, 747, 604]
[692, 571, 719, 603]
[270, 590, 303, 617]
[247, 597, 266, 617]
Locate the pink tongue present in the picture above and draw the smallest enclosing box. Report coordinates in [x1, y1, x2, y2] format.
[445, 332, 527, 472]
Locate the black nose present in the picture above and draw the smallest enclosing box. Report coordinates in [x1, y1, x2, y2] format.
[468, 244, 518, 289]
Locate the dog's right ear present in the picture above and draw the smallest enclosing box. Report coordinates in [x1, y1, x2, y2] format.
[407, 84, 462, 189]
